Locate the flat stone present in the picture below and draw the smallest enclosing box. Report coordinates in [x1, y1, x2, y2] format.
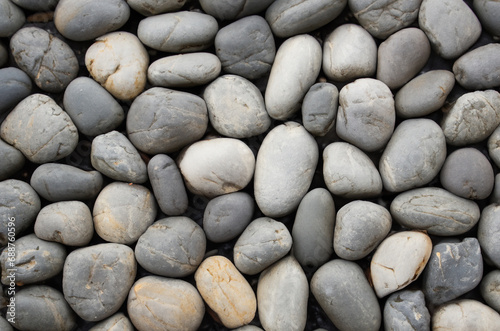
[384, 290, 431, 331]
[199, 0, 275, 20]
[89, 313, 134, 331]
[432, 300, 500, 329]
[474, 0, 500, 37]
[481, 270, 500, 313]
[126, 0, 187, 16]
[11, 0, 59, 11]
[0, 138, 25, 181]
[302, 83, 338, 136]
[489, 124, 500, 168]
[0, 67, 32, 115]
[453, 43, 500, 90]
[0, 0, 24, 37]
[478, 204, 500, 268]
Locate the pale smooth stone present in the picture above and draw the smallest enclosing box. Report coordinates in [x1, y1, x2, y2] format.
[478, 204, 500, 268]
[488, 124, 500, 168]
[453, 43, 500, 90]
[481, 270, 500, 313]
[127, 0, 187, 16]
[432, 300, 500, 330]
[89, 313, 134, 331]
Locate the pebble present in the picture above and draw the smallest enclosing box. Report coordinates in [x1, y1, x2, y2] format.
[11, 0, 59, 11]
[383, 290, 431, 331]
[233, 326, 263, 331]
[419, 0, 482, 60]
[432, 299, 500, 330]
[292, 188, 335, 268]
[135, 217, 206, 277]
[395, 70, 455, 118]
[265, 34, 322, 120]
[89, 313, 134, 331]
[54, 0, 130, 41]
[323, 142, 383, 198]
[203, 192, 254, 243]
[493, 173, 500, 204]
[63, 77, 125, 137]
[254, 122, 318, 217]
[91, 131, 148, 184]
[257, 256, 309, 331]
[481, 270, 500, 313]
[377, 28, 431, 90]
[422, 238, 483, 306]
[336, 78, 395, 152]
[440, 148, 494, 200]
[215, 15, 275, 80]
[0, 233, 66, 285]
[148, 53, 221, 88]
[0, 0, 25, 37]
[474, 0, 500, 37]
[265, 0, 347, 38]
[0, 67, 32, 115]
[126, 87, 208, 154]
[478, 204, 500, 268]
[204, 75, 271, 138]
[334, 200, 392, 261]
[93, 182, 156, 244]
[390, 187, 481, 236]
[489, 125, 500, 168]
[379, 119, 447, 192]
[30, 163, 103, 202]
[34, 201, 94, 246]
[322, 23, 377, 82]
[138, 11, 218, 53]
[301, 82, 338, 136]
[127, 0, 187, 16]
[199, 0, 275, 20]
[234, 217, 292, 275]
[127, 276, 205, 331]
[453, 43, 500, 90]
[370, 231, 432, 298]
[0, 316, 12, 331]
[10, 27, 78, 93]
[195, 255, 256, 329]
[0, 138, 25, 181]
[311, 259, 381, 331]
[148, 154, 188, 216]
[85, 31, 148, 100]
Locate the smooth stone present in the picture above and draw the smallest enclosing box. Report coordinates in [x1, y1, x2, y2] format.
[203, 192, 254, 243]
[0, 0, 25, 37]
[234, 217, 292, 275]
[1, 94, 78, 163]
[0, 43, 7, 67]
[453, 43, 500, 90]
[336, 78, 395, 152]
[128, 276, 205, 331]
[390, 187, 481, 236]
[440, 148, 494, 200]
[89, 313, 134, 331]
[311, 259, 381, 331]
[371, 231, 432, 298]
[478, 204, 500, 268]
[292, 188, 335, 268]
[379, 119, 446, 192]
[349, 0, 422, 39]
[63, 243, 137, 322]
[54, 0, 130, 41]
[148, 53, 221, 88]
[323, 142, 383, 198]
[127, 87, 208, 154]
[419, 0, 482, 60]
[302, 83, 338, 136]
[322, 23, 377, 82]
[384, 290, 431, 331]
[0, 317, 12, 331]
[135, 217, 206, 278]
[30, 163, 103, 202]
[11, 0, 59, 11]
[91, 131, 148, 184]
[199, 0, 275, 20]
[395, 70, 455, 118]
[432, 299, 500, 330]
[85, 31, 148, 100]
[0, 138, 25, 181]
[334, 200, 391, 261]
[215, 15, 275, 80]
[12, 285, 76, 331]
[265, 34, 322, 120]
[10, 27, 78, 93]
[493, 173, 500, 204]
[34, 201, 94, 246]
[148, 154, 188, 216]
[489, 124, 500, 168]
[233, 326, 263, 331]
[63, 77, 125, 137]
[254, 122, 319, 217]
[0, 67, 32, 115]
[127, 0, 187, 16]
[257, 256, 308, 331]
[0, 233, 66, 285]
[474, 0, 500, 37]
[204, 75, 271, 138]
[138, 11, 218, 53]
[265, 0, 347, 38]
[481, 270, 500, 313]
[195, 255, 256, 329]
[377, 28, 431, 90]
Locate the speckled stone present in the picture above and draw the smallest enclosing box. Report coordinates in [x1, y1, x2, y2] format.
[89, 313, 134, 331]
[126, 0, 187, 16]
[432, 300, 500, 330]
[481, 270, 500, 313]
[0, 138, 25, 181]
[0, 67, 32, 115]
[200, 0, 275, 20]
[478, 204, 500, 268]
[384, 290, 430, 331]
[474, 0, 500, 37]
[453, 43, 500, 90]
[0, 0, 25, 37]
[489, 124, 500, 168]
[302, 83, 338, 136]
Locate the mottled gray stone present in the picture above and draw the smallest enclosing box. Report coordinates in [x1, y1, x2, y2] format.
[433, 299, 500, 329]
[302, 83, 338, 136]
[63, 243, 137, 322]
[383, 290, 430, 331]
[453, 43, 500, 90]
[311, 259, 381, 331]
[11, 0, 59, 11]
[478, 204, 500, 268]
[0, 138, 24, 181]
[481, 270, 500, 313]
[489, 124, 500, 168]
[0, 67, 32, 115]
[89, 313, 134, 331]
[127, 0, 186, 16]
[200, 0, 275, 20]
[474, 0, 500, 37]
[0, 0, 25, 37]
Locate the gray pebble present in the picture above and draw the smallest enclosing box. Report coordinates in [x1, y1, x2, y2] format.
[127, 0, 187, 16]
[492, 173, 500, 204]
[0, 42, 7, 67]
[488, 124, 500, 168]
[200, 0, 275, 20]
[302, 83, 338, 136]
[481, 270, 500, 313]
[0, 138, 25, 181]
[0, 67, 32, 115]
[203, 192, 254, 243]
[233, 326, 263, 331]
[215, 15, 275, 80]
[11, 0, 59, 11]
[474, 0, 500, 37]
[433, 299, 500, 329]
[0, 316, 12, 331]
[63, 243, 137, 321]
[0, 0, 25, 37]
[383, 290, 431, 331]
[478, 204, 500, 268]
[89, 313, 134, 331]
[453, 43, 500, 90]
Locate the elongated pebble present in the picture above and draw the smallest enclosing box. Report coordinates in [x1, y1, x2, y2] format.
[453, 43, 500, 90]
[478, 204, 500, 268]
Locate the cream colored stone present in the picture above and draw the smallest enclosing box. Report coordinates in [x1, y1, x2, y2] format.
[432, 299, 500, 330]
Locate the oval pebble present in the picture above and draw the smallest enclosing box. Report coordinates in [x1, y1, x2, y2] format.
[453, 43, 500, 90]
[199, 0, 275, 20]
[481, 270, 500, 313]
[11, 0, 58, 11]
[0, 67, 32, 115]
[126, 0, 187, 16]
[0, 0, 24, 37]
[432, 299, 500, 330]
[301, 82, 338, 136]
[474, 0, 500, 37]
[0, 138, 25, 181]
[89, 313, 134, 331]
[478, 204, 500, 268]
[383, 290, 431, 331]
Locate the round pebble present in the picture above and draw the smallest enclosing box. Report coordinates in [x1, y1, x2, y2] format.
[481, 270, 500, 313]
[0, 0, 25, 37]
[453, 43, 500, 90]
[301, 82, 338, 136]
[474, 0, 500, 37]
[11, 0, 59, 11]
[383, 290, 431, 331]
[478, 204, 500, 268]
[199, 0, 274, 21]
[432, 299, 500, 330]
[126, 0, 187, 16]
[0, 67, 32, 115]
[0, 138, 25, 181]
[89, 313, 134, 331]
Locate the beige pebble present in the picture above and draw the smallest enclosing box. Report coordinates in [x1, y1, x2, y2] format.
[432, 299, 500, 330]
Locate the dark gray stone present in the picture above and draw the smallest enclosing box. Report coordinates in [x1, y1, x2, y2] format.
[0, 67, 32, 115]
[453, 43, 500, 90]
[478, 204, 500, 268]
[474, 0, 500, 37]
[89, 312, 134, 331]
[126, 0, 187, 16]
[0, 138, 25, 181]
[0, 0, 24, 37]
[11, 0, 59, 11]
[200, 0, 275, 20]
[481, 270, 500, 313]
[384, 290, 431, 331]
[302, 83, 338, 136]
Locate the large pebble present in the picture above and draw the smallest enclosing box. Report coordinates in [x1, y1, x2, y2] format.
[311, 259, 381, 331]
[474, 0, 500, 37]
[254, 122, 318, 217]
[0, 0, 24, 37]
[85, 31, 148, 100]
[128, 276, 205, 331]
[478, 204, 500, 268]
[371, 231, 432, 298]
[126, 0, 187, 16]
[63, 243, 137, 321]
[265, 34, 321, 120]
[0, 67, 32, 115]
[383, 290, 431, 331]
[234, 217, 292, 275]
[199, 0, 275, 20]
[89, 313, 134, 331]
[453, 43, 500, 90]
[0, 138, 25, 181]
[481, 270, 500, 313]
[127, 87, 208, 154]
[432, 299, 500, 330]
[257, 256, 308, 331]
[195, 255, 256, 329]
[301, 82, 338, 136]
[489, 124, 500, 168]
[11, 0, 59, 11]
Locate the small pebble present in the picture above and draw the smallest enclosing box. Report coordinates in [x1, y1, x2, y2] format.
[200, 0, 274, 20]
[453, 43, 500, 90]
[0, 67, 32, 115]
[126, 0, 187, 16]
[383, 290, 431, 331]
[474, 0, 500, 38]
[0, 138, 25, 181]
[11, 0, 59, 11]
[301, 82, 338, 136]
[478, 204, 500, 268]
[0, 0, 25, 37]
[89, 313, 134, 331]
[481, 270, 500, 313]
[488, 124, 500, 168]
[432, 299, 500, 330]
